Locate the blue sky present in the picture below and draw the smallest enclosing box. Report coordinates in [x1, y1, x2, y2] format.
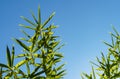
[1, 0, 120, 79]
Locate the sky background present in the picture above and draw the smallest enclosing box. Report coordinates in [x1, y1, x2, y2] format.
[1, 0, 120, 79]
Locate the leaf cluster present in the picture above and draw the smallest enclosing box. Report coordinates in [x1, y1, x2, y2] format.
[0, 6, 65, 79]
[81, 27, 120, 79]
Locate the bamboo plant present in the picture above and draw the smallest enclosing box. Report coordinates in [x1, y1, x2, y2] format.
[0, 6, 65, 79]
[81, 27, 120, 79]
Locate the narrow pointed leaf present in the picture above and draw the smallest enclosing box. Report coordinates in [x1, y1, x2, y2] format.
[55, 53, 63, 58]
[20, 16, 37, 27]
[6, 46, 11, 67]
[38, 6, 41, 25]
[15, 58, 30, 69]
[14, 39, 29, 51]
[54, 44, 65, 52]
[31, 11, 38, 24]
[57, 70, 66, 76]
[103, 41, 113, 48]
[33, 54, 42, 58]
[32, 70, 45, 77]
[11, 46, 15, 67]
[92, 66, 96, 79]
[15, 53, 29, 58]
[0, 63, 10, 69]
[26, 62, 30, 75]
[0, 67, 2, 78]
[17, 69, 26, 77]
[56, 64, 65, 71]
[112, 26, 119, 36]
[19, 24, 36, 30]
[111, 34, 114, 47]
[31, 64, 42, 76]
[110, 32, 118, 39]
[20, 30, 31, 38]
[42, 12, 55, 28]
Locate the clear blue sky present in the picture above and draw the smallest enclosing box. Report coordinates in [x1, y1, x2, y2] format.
[0, 0, 120, 79]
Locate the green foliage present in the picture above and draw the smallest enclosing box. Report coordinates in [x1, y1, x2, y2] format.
[0, 6, 65, 79]
[81, 27, 120, 79]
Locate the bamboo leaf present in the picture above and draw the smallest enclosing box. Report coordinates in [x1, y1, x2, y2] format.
[103, 41, 113, 48]
[31, 11, 38, 24]
[26, 62, 30, 75]
[42, 12, 55, 28]
[33, 53, 42, 58]
[110, 32, 118, 39]
[0, 63, 10, 69]
[14, 39, 29, 51]
[92, 66, 96, 79]
[32, 70, 45, 77]
[111, 34, 114, 47]
[53, 58, 61, 64]
[54, 44, 65, 52]
[56, 64, 65, 71]
[20, 30, 31, 39]
[31, 65, 42, 76]
[17, 69, 26, 77]
[112, 26, 119, 36]
[20, 16, 37, 27]
[11, 46, 15, 67]
[82, 73, 91, 78]
[0, 67, 2, 78]
[6, 46, 11, 67]
[19, 24, 36, 30]
[15, 53, 29, 58]
[15, 58, 30, 69]
[57, 70, 66, 76]
[55, 53, 63, 58]
[38, 6, 41, 25]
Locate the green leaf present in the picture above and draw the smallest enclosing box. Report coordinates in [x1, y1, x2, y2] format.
[15, 53, 29, 58]
[112, 26, 119, 36]
[56, 64, 65, 71]
[14, 39, 29, 51]
[38, 5, 41, 25]
[31, 11, 38, 24]
[92, 66, 96, 79]
[54, 44, 65, 52]
[6, 46, 12, 67]
[26, 62, 30, 75]
[11, 46, 15, 67]
[20, 16, 37, 27]
[0, 63, 10, 69]
[32, 70, 45, 77]
[0, 67, 2, 78]
[110, 32, 118, 39]
[33, 53, 42, 58]
[42, 12, 55, 28]
[103, 41, 113, 48]
[19, 24, 36, 30]
[31, 65, 42, 76]
[57, 69, 66, 76]
[82, 73, 91, 79]
[111, 34, 114, 47]
[4, 73, 12, 79]
[50, 41, 60, 48]
[20, 30, 31, 39]
[55, 53, 63, 58]
[53, 58, 61, 64]
[17, 69, 26, 77]
[15, 58, 30, 69]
